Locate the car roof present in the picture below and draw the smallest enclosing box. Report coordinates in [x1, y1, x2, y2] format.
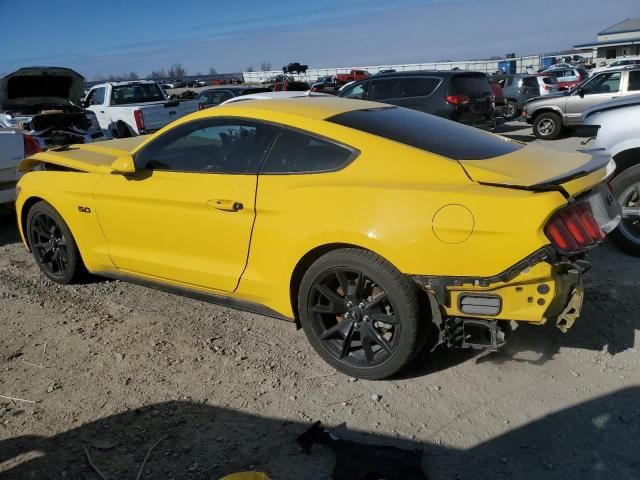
[366, 70, 486, 78]
[216, 96, 388, 120]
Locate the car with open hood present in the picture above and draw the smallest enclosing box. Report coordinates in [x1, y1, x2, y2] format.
[15, 97, 620, 379]
[0, 67, 110, 148]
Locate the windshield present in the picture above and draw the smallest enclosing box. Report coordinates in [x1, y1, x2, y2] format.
[328, 106, 522, 160]
[110, 83, 165, 105]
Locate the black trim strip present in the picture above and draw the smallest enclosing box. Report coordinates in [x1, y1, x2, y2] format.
[96, 271, 294, 322]
[412, 246, 555, 305]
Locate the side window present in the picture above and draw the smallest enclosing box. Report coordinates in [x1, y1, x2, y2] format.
[261, 129, 355, 174]
[629, 71, 640, 91]
[341, 81, 369, 99]
[135, 120, 278, 174]
[94, 87, 105, 105]
[84, 90, 96, 106]
[582, 72, 621, 95]
[209, 91, 233, 106]
[522, 77, 538, 87]
[369, 77, 439, 100]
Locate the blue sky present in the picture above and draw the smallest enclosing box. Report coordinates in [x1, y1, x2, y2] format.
[1, 0, 638, 79]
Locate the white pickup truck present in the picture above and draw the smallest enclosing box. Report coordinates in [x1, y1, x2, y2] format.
[83, 81, 198, 138]
[0, 129, 37, 204]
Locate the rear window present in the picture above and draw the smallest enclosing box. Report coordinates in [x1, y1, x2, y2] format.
[522, 77, 538, 87]
[369, 77, 440, 100]
[449, 75, 492, 97]
[328, 106, 522, 160]
[111, 83, 165, 105]
[542, 77, 556, 85]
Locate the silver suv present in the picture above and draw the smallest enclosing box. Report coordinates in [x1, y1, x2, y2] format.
[523, 67, 640, 139]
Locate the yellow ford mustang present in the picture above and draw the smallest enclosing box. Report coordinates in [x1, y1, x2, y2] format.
[15, 97, 620, 379]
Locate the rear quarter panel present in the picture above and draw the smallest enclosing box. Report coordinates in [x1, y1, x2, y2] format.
[16, 171, 113, 272]
[235, 117, 568, 316]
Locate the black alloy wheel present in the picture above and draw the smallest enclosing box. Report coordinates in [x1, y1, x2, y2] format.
[308, 268, 399, 367]
[29, 212, 69, 279]
[26, 201, 85, 284]
[299, 249, 424, 380]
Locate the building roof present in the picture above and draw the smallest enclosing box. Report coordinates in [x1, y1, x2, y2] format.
[598, 18, 640, 36]
[574, 37, 640, 49]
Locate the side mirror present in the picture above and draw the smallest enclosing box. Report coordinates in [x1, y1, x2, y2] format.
[578, 88, 584, 98]
[110, 155, 136, 174]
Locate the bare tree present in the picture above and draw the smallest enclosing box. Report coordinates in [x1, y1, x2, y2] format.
[260, 60, 272, 71]
[208, 67, 218, 75]
[246, 65, 255, 72]
[148, 69, 167, 80]
[167, 63, 187, 77]
[124, 71, 139, 80]
[92, 74, 107, 82]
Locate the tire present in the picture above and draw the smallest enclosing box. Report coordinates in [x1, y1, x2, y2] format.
[503, 101, 520, 120]
[610, 163, 640, 256]
[298, 248, 425, 380]
[26, 201, 86, 284]
[115, 122, 132, 138]
[533, 112, 563, 140]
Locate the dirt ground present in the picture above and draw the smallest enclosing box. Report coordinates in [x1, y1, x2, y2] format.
[1, 123, 639, 479]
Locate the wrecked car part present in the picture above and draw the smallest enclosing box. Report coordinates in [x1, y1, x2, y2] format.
[443, 317, 506, 351]
[297, 421, 427, 480]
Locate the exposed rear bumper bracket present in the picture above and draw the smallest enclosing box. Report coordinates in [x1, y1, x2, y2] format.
[444, 317, 506, 351]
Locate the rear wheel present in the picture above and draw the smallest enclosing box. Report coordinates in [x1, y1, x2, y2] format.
[26, 201, 86, 284]
[298, 249, 424, 380]
[610, 164, 640, 256]
[533, 112, 563, 140]
[503, 100, 520, 120]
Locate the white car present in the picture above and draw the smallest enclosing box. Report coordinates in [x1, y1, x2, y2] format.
[84, 81, 198, 137]
[583, 95, 640, 255]
[590, 57, 640, 76]
[0, 129, 38, 204]
[221, 91, 330, 105]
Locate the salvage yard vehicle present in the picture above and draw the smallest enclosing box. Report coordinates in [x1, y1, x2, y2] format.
[84, 81, 198, 138]
[493, 74, 559, 120]
[340, 70, 496, 129]
[335, 69, 370, 85]
[15, 97, 620, 379]
[523, 67, 640, 139]
[0, 67, 110, 148]
[0, 128, 40, 204]
[583, 96, 640, 256]
[196, 86, 271, 110]
[542, 66, 588, 90]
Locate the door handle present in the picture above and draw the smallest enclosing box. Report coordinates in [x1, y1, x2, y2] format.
[208, 199, 243, 212]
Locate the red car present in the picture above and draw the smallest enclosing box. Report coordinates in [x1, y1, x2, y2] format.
[335, 69, 370, 85]
[542, 66, 588, 89]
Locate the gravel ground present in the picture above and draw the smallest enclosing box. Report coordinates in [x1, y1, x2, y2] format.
[1, 123, 639, 479]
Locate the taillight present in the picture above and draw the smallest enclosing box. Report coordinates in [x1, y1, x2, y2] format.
[446, 94, 470, 105]
[545, 202, 605, 253]
[134, 110, 145, 131]
[23, 135, 41, 157]
[543, 85, 551, 91]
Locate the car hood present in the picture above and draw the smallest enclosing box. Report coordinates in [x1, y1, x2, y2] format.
[458, 144, 615, 197]
[582, 94, 640, 121]
[0, 67, 85, 107]
[525, 91, 570, 104]
[19, 137, 145, 173]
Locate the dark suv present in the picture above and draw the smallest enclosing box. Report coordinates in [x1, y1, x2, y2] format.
[338, 70, 495, 129]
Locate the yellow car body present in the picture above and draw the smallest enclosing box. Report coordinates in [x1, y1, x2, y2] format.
[15, 97, 619, 377]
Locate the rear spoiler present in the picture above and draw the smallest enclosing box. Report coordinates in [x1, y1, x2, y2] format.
[478, 149, 615, 197]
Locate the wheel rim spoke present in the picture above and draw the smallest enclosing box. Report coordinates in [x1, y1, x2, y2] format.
[41, 248, 55, 264]
[370, 312, 398, 325]
[365, 291, 387, 311]
[320, 318, 353, 340]
[335, 271, 350, 297]
[361, 339, 374, 363]
[362, 323, 393, 354]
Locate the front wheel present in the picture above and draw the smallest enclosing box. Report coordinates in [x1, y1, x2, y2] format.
[298, 249, 425, 380]
[610, 164, 640, 256]
[533, 112, 563, 140]
[26, 201, 86, 283]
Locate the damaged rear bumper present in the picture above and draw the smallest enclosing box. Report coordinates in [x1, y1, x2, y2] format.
[413, 250, 589, 350]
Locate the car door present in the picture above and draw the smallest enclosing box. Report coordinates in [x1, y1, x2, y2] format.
[93, 118, 279, 292]
[84, 87, 108, 129]
[565, 72, 622, 124]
